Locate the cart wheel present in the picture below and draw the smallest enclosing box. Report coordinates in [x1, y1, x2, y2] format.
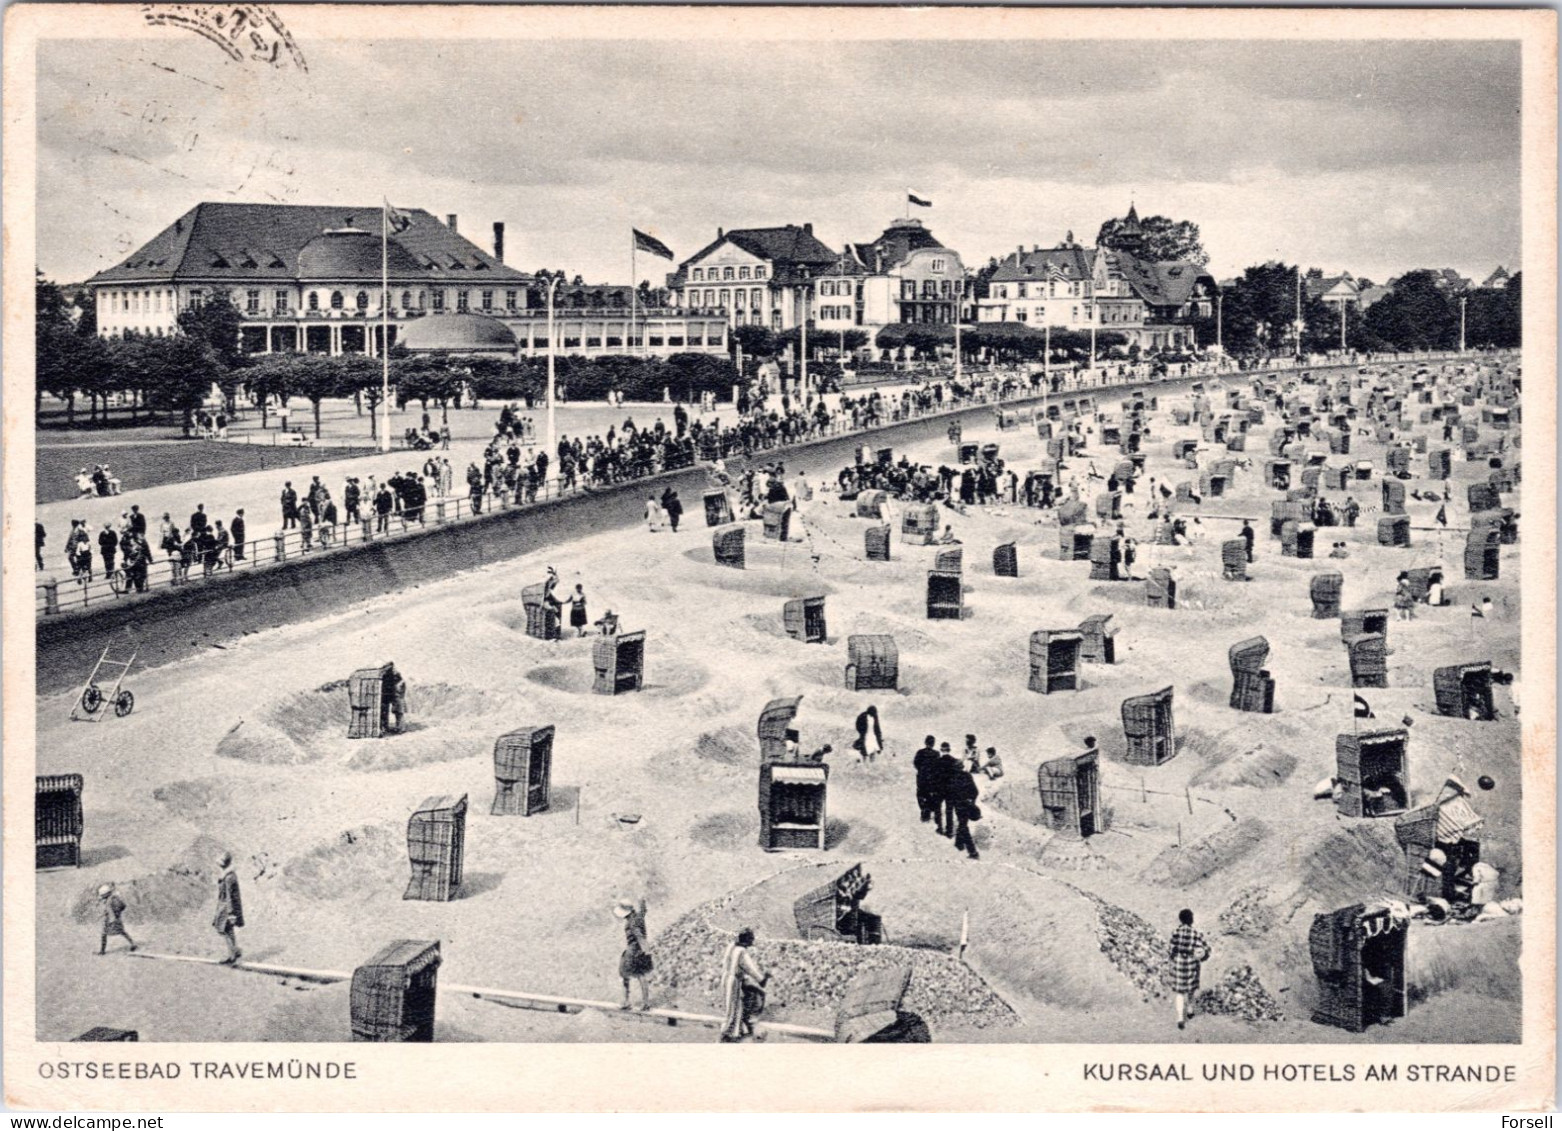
[81, 685, 103, 714]
[108, 569, 128, 596]
[114, 690, 135, 717]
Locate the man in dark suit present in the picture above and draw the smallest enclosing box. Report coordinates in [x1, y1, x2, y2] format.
[947, 762, 981, 861]
[280, 482, 299, 529]
[230, 509, 246, 560]
[913, 735, 941, 828]
[189, 503, 208, 536]
[936, 742, 964, 840]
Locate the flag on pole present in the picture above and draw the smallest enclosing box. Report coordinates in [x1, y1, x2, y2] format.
[384, 201, 414, 235]
[632, 228, 674, 260]
[1353, 694, 1375, 719]
[907, 191, 932, 208]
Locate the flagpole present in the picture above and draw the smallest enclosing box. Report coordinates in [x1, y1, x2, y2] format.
[631, 232, 638, 358]
[380, 203, 391, 453]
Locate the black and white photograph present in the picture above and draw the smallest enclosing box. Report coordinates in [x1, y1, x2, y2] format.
[4, 3, 1555, 1113]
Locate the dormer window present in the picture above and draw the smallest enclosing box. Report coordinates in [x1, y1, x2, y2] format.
[754, 266, 766, 279]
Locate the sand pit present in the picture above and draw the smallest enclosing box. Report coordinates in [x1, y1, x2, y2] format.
[1190, 741, 1298, 790]
[216, 680, 503, 770]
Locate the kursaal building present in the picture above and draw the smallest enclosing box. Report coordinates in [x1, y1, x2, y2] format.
[85, 202, 729, 359]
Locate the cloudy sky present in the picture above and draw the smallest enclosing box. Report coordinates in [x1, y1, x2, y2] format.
[36, 33, 1521, 287]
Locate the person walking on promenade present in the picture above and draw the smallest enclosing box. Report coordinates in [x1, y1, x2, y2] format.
[98, 523, 118, 577]
[230, 509, 246, 561]
[35, 522, 45, 570]
[298, 499, 314, 551]
[1166, 909, 1210, 1030]
[375, 484, 394, 534]
[661, 487, 683, 533]
[95, 883, 136, 955]
[344, 478, 362, 525]
[280, 482, 299, 529]
[614, 897, 653, 1012]
[213, 853, 244, 965]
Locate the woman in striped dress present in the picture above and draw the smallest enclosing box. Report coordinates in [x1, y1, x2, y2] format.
[1166, 908, 1210, 1030]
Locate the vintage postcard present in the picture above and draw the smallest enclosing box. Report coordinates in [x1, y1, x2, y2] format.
[3, 4, 1555, 1113]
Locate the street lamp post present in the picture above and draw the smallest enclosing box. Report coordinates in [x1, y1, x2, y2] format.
[1339, 299, 1347, 353]
[1459, 296, 1468, 353]
[1089, 299, 1097, 381]
[799, 268, 810, 395]
[1216, 289, 1223, 355]
[545, 274, 560, 462]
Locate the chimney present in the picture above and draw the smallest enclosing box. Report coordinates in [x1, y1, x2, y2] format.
[1017, 245, 1024, 261]
[803, 222, 813, 235]
[493, 222, 505, 264]
[717, 227, 724, 239]
[446, 214, 458, 233]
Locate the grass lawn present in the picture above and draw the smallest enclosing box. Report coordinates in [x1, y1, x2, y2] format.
[36, 440, 378, 504]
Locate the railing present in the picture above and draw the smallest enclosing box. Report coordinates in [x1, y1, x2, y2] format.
[35, 348, 1513, 618]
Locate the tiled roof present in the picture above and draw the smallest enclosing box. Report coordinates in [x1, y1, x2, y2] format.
[1109, 249, 1213, 309]
[1305, 274, 1359, 301]
[1480, 266, 1510, 289]
[852, 218, 945, 273]
[86, 203, 530, 286]
[990, 246, 1094, 284]
[675, 224, 837, 280]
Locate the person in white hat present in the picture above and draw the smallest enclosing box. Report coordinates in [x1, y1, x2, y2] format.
[614, 897, 652, 1011]
[96, 883, 136, 955]
[213, 853, 244, 964]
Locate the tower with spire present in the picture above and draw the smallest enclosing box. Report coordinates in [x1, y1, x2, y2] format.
[1114, 202, 1146, 257]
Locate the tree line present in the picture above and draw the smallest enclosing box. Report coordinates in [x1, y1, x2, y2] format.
[1200, 265, 1522, 358]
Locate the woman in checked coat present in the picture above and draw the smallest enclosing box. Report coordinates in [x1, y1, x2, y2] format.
[1166, 908, 1210, 1030]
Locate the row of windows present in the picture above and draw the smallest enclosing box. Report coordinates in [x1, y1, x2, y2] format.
[992, 281, 1086, 300]
[687, 288, 768, 310]
[235, 289, 522, 315]
[817, 305, 855, 320]
[818, 280, 863, 298]
[106, 289, 177, 315]
[691, 264, 767, 282]
[900, 280, 959, 299]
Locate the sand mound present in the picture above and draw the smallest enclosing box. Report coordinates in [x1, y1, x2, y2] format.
[281, 824, 403, 901]
[1139, 819, 1270, 887]
[825, 818, 885, 854]
[526, 656, 709, 698]
[215, 719, 327, 766]
[152, 778, 233, 819]
[1191, 744, 1297, 790]
[70, 835, 231, 925]
[841, 616, 937, 653]
[695, 726, 751, 767]
[1407, 917, 1521, 1004]
[683, 548, 840, 597]
[739, 612, 794, 640]
[1292, 823, 1405, 914]
[687, 812, 753, 852]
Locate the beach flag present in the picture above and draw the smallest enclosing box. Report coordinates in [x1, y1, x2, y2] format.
[384, 201, 414, 234]
[633, 228, 675, 260]
[907, 191, 932, 208]
[1354, 693, 1375, 719]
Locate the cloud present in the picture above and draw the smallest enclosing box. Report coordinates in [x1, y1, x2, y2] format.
[35, 37, 1521, 287]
